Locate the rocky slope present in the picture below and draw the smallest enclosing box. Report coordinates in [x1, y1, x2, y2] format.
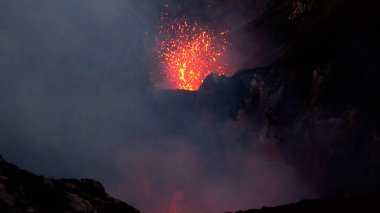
[230, 196, 379, 213]
[0, 156, 139, 213]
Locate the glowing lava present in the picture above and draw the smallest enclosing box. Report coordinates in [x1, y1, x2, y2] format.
[155, 15, 229, 91]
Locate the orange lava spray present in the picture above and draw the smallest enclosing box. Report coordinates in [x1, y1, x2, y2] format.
[155, 14, 229, 91]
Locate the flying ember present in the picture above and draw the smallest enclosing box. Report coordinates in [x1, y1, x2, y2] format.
[155, 15, 229, 91]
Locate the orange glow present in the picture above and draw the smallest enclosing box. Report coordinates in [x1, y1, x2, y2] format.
[155, 15, 229, 91]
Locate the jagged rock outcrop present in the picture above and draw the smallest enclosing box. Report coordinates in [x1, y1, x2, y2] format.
[0, 156, 139, 213]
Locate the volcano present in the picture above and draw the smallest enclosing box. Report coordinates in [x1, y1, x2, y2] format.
[1, 0, 380, 212]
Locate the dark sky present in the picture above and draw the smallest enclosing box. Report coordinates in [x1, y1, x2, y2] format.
[0, 1, 311, 212]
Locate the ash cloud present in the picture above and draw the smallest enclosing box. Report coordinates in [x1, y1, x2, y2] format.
[0, 1, 314, 213]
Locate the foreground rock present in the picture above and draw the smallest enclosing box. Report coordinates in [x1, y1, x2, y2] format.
[0, 156, 139, 213]
[229, 197, 379, 213]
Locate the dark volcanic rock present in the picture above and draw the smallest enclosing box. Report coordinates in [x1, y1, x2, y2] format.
[229, 197, 380, 213]
[0, 156, 139, 213]
[197, 0, 380, 197]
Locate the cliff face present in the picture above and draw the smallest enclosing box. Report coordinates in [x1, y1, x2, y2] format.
[0, 156, 139, 213]
[211, 0, 380, 190]
[195, 66, 379, 197]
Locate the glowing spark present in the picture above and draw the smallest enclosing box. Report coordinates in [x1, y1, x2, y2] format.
[155, 15, 229, 91]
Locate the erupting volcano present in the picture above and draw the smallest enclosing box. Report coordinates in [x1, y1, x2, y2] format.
[155, 14, 229, 91]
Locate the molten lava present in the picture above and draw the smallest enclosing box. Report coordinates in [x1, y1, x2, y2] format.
[155, 15, 229, 91]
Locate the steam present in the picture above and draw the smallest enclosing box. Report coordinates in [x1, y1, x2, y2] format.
[0, 1, 312, 213]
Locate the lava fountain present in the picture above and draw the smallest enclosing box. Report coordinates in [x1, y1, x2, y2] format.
[155, 14, 230, 91]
